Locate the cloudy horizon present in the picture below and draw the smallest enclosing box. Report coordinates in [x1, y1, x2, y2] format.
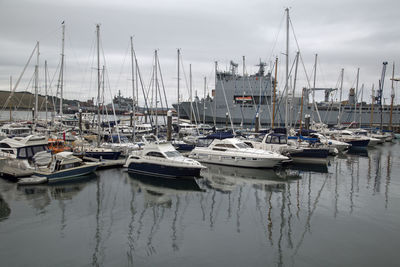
[1, 0, 399, 108]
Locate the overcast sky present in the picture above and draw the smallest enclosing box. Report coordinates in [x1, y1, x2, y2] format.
[1, 0, 399, 107]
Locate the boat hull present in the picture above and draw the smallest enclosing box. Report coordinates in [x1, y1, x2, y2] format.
[127, 162, 202, 178]
[84, 151, 121, 160]
[173, 143, 195, 151]
[346, 139, 369, 148]
[35, 164, 99, 182]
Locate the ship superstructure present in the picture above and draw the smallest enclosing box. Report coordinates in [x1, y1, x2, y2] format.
[174, 61, 400, 128]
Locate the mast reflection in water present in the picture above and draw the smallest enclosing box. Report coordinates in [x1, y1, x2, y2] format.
[0, 143, 399, 266]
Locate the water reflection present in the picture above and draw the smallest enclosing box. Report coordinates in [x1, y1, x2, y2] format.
[125, 173, 203, 258]
[15, 173, 97, 213]
[385, 150, 392, 208]
[348, 148, 369, 157]
[0, 194, 11, 221]
[287, 163, 328, 173]
[201, 163, 300, 193]
[128, 173, 202, 206]
[0, 142, 399, 267]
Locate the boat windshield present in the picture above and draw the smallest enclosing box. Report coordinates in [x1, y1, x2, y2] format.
[235, 143, 249, 149]
[164, 151, 181, 158]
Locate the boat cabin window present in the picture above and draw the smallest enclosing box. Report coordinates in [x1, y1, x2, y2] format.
[59, 162, 81, 170]
[243, 142, 254, 148]
[224, 144, 236, 149]
[235, 143, 249, 149]
[214, 144, 236, 149]
[214, 144, 226, 148]
[265, 135, 287, 144]
[145, 151, 165, 158]
[26, 147, 33, 158]
[0, 143, 11, 148]
[32, 145, 45, 154]
[18, 148, 26, 158]
[165, 151, 181, 158]
[1, 149, 14, 154]
[17, 145, 48, 159]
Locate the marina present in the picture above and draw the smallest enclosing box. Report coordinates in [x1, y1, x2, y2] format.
[0, 142, 399, 266]
[1, 1, 400, 266]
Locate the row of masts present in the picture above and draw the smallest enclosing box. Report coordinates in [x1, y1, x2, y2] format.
[4, 13, 399, 134]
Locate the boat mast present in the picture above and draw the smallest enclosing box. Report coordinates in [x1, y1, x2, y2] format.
[177, 49, 180, 128]
[130, 36, 136, 141]
[203, 76, 206, 124]
[285, 7, 289, 130]
[353, 68, 360, 124]
[59, 22, 65, 116]
[214, 61, 218, 126]
[9, 76, 12, 122]
[45, 60, 48, 127]
[155, 49, 158, 137]
[241, 56, 246, 128]
[190, 63, 193, 123]
[311, 53, 317, 125]
[96, 24, 101, 147]
[291, 51, 299, 128]
[34, 41, 39, 125]
[299, 87, 305, 132]
[370, 84, 375, 127]
[389, 62, 395, 131]
[337, 68, 344, 125]
[272, 57, 278, 129]
[359, 84, 364, 127]
[378, 62, 388, 131]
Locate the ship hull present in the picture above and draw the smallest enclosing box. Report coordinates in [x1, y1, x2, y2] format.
[175, 101, 400, 127]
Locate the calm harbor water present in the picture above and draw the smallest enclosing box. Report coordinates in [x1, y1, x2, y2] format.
[1, 142, 400, 266]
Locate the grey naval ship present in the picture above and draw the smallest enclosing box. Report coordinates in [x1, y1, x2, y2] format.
[173, 61, 400, 128]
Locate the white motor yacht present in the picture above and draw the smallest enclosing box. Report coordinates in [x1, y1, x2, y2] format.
[124, 135, 205, 178]
[0, 135, 51, 177]
[189, 138, 288, 168]
[0, 123, 31, 139]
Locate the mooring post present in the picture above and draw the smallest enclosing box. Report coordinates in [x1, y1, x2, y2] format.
[255, 113, 259, 133]
[79, 108, 82, 135]
[167, 110, 172, 141]
[130, 110, 133, 127]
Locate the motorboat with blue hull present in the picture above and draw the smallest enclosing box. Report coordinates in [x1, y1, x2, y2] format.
[171, 140, 195, 152]
[347, 139, 370, 149]
[127, 162, 203, 178]
[124, 135, 205, 179]
[248, 133, 329, 165]
[290, 147, 329, 159]
[33, 152, 99, 182]
[328, 130, 370, 150]
[83, 149, 121, 160]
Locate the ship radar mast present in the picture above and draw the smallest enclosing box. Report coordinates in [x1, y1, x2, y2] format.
[256, 61, 266, 76]
[230, 61, 238, 75]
